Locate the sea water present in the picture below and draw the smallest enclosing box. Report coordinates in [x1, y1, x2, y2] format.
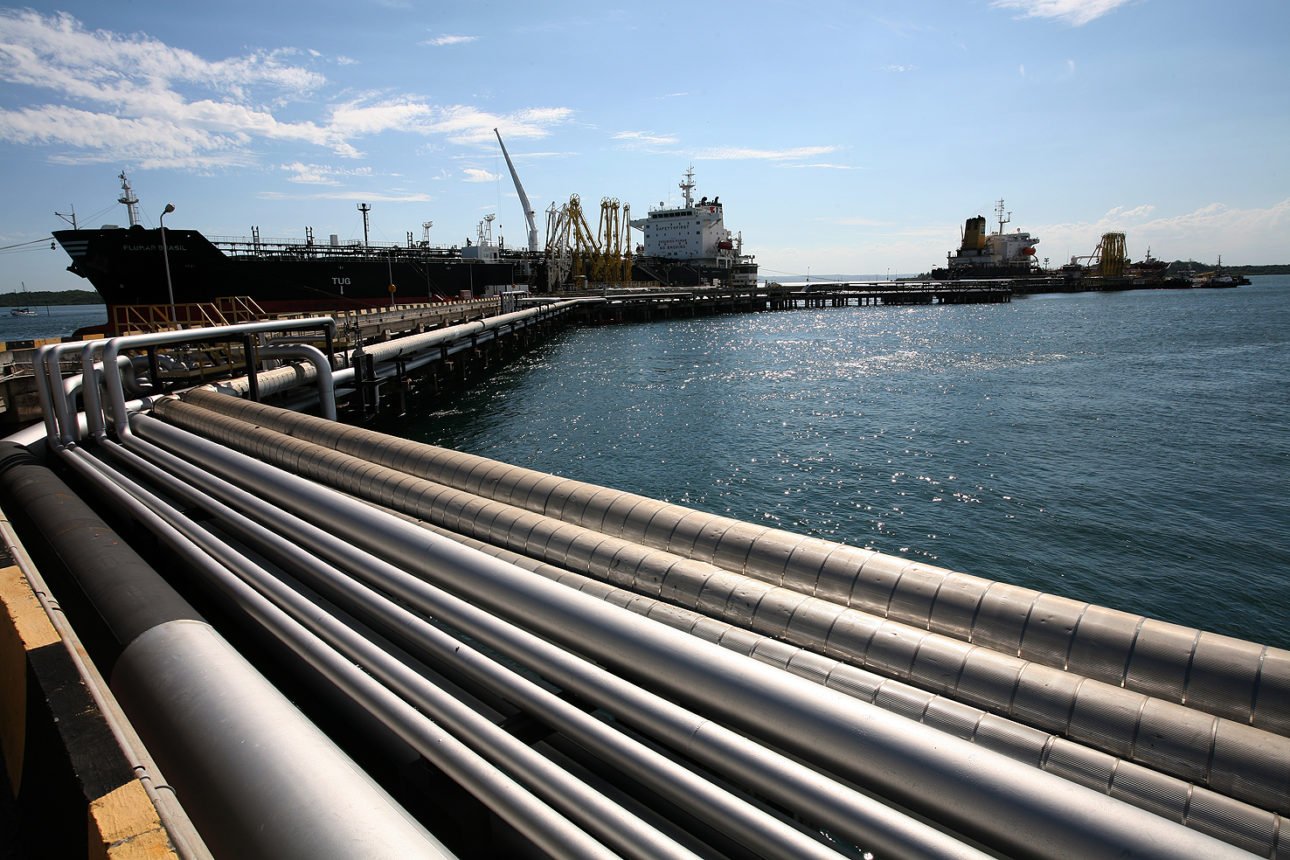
[0, 304, 106, 342]
[378, 277, 1290, 648]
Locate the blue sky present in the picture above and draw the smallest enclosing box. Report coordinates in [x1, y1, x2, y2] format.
[1, 0, 1287, 292]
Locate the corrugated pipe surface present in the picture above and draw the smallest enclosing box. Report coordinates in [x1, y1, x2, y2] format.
[152, 391, 1286, 857]
[174, 387, 1290, 739]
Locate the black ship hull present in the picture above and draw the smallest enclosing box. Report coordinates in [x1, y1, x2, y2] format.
[54, 226, 536, 318]
[631, 256, 758, 288]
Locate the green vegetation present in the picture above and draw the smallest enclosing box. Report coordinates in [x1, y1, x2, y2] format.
[1167, 262, 1290, 275]
[1222, 264, 1290, 276]
[0, 289, 101, 307]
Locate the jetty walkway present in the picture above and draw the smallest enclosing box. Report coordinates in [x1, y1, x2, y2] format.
[1, 303, 1286, 859]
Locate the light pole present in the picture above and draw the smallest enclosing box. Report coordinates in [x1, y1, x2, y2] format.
[160, 203, 176, 325]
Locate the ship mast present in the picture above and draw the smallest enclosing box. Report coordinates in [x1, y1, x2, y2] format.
[995, 199, 1011, 235]
[494, 128, 538, 253]
[680, 166, 696, 208]
[118, 171, 140, 227]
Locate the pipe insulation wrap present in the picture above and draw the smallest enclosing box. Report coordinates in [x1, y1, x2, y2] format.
[409, 518, 1287, 857]
[174, 387, 1290, 737]
[148, 398, 1290, 816]
[132, 410, 1256, 860]
[110, 428, 992, 860]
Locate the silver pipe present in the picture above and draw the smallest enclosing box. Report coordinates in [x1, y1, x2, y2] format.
[209, 302, 571, 400]
[158, 396, 1290, 813]
[110, 433, 897, 860]
[423, 519, 1283, 857]
[123, 412, 985, 856]
[53, 445, 449, 860]
[98, 318, 335, 438]
[257, 344, 336, 420]
[95, 440, 704, 860]
[129, 414, 1251, 860]
[183, 388, 1290, 738]
[71, 444, 620, 860]
[30, 344, 61, 443]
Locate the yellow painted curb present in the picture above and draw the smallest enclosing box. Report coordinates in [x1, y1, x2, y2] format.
[88, 779, 175, 859]
[0, 562, 59, 793]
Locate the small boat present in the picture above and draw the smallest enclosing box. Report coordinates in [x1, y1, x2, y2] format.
[9, 307, 36, 317]
[1191, 255, 1238, 288]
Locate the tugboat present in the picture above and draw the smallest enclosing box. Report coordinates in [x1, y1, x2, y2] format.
[1191, 256, 1239, 288]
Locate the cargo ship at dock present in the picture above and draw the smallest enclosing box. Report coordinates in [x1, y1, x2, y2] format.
[628, 167, 758, 288]
[930, 200, 1042, 281]
[53, 174, 536, 327]
[53, 167, 759, 328]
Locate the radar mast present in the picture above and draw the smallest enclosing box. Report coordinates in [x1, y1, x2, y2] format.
[118, 171, 140, 227]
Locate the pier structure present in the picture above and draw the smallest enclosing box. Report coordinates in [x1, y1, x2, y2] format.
[1, 318, 1287, 858]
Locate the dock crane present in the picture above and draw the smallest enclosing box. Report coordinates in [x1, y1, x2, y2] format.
[494, 128, 539, 253]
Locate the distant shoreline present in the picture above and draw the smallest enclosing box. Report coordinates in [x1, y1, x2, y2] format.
[6, 266, 1288, 307]
[0, 289, 101, 307]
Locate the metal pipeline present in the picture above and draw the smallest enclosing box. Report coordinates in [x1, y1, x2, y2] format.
[66, 444, 627, 860]
[96, 318, 336, 439]
[409, 517, 1285, 857]
[128, 412, 1254, 860]
[97, 435, 861, 860]
[204, 301, 576, 400]
[258, 343, 336, 420]
[151, 396, 1290, 817]
[0, 440, 446, 859]
[176, 388, 1290, 738]
[117, 418, 986, 860]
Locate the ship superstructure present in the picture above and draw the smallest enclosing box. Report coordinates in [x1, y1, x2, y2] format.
[933, 200, 1041, 280]
[629, 168, 757, 288]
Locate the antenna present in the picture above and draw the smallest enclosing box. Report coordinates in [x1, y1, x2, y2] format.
[118, 172, 140, 227]
[680, 166, 696, 208]
[55, 206, 79, 230]
[995, 199, 1011, 234]
[357, 203, 371, 247]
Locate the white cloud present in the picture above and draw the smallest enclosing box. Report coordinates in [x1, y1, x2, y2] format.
[329, 98, 433, 136]
[1041, 199, 1290, 264]
[614, 130, 678, 146]
[884, 64, 917, 73]
[280, 161, 374, 185]
[0, 11, 573, 169]
[257, 189, 432, 202]
[427, 105, 573, 144]
[990, 0, 1134, 26]
[421, 34, 477, 47]
[462, 168, 498, 183]
[694, 145, 838, 161]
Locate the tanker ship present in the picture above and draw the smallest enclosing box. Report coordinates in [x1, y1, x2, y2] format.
[52, 173, 537, 324]
[629, 168, 758, 288]
[54, 166, 759, 327]
[931, 200, 1042, 280]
